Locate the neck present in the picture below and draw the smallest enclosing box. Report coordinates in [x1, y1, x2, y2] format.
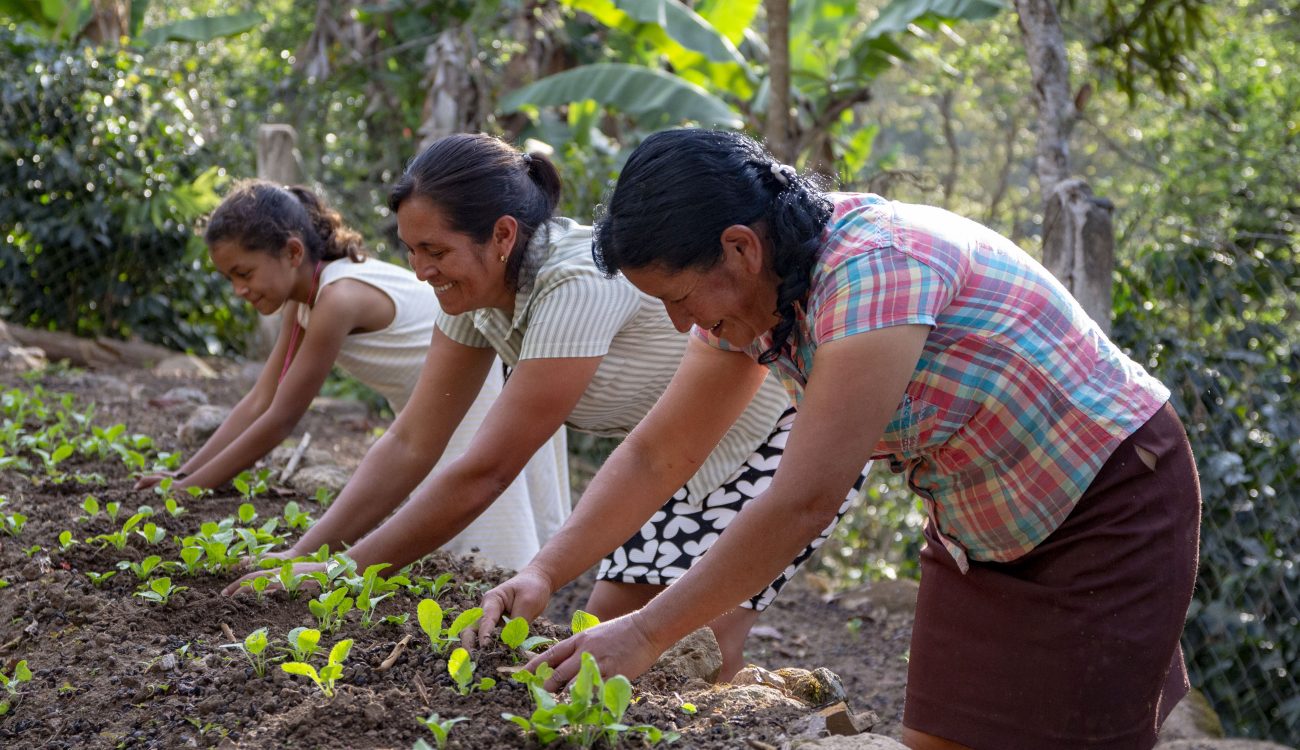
[289, 258, 325, 305]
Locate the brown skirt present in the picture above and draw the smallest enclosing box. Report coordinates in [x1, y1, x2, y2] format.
[903, 402, 1202, 750]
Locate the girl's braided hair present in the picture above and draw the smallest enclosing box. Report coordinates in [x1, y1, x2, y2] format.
[203, 180, 367, 262]
[593, 128, 831, 363]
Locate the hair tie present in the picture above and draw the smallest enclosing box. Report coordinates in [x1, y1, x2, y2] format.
[521, 153, 534, 167]
[770, 162, 791, 187]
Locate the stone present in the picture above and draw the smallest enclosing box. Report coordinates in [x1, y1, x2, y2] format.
[654, 627, 724, 683]
[179, 406, 231, 447]
[775, 667, 848, 706]
[731, 665, 787, 691]
[153, 354, 218, 378]
[1158, 689, 1226, 742]
[817, 701, 876, 736]
[362, 702, 385, 724]
[153, 387, 209, 409]
[714, 684, 805, 712]
[268, 444, 334, 470]
[288, 465, 353, 497]
[309, 396, 371, 421]
[790, 734, 909, 750]
[0, 344, 48, 372]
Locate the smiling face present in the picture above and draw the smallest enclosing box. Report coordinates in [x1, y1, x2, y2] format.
[622, 232, 781, 347]
[208, 239, 302, 316]
[396, 196, 516, 315]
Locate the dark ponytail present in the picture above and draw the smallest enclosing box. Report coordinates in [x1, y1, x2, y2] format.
[204, 180, 368, 263]
[389, 133, 562, 291]
[593, 129, 831, 364]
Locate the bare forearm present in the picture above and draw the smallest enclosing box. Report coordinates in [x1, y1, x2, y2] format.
[528, 435, 686, 590]
[637, 491, 836, 650]
[179, 410, 297, 490]
[341, 459, 514, 570]
[179, 395, 267, 475]
[290, 430, 439, 555]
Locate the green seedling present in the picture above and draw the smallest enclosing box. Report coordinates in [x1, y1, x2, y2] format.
[308, 587, 353, 633]
[356, 563, 395, 628]
[136, 521, 166, 545]
[503, 653, 678, 748]
[415, 712, 467, 750]
[312, 487, 335, 507]
[220, 627, 274, 678]
[237, 503, 257, 525]
[185, 485, 211, 500]
[79, 495, 100, 521]
[164, 497, 186, 518]
[91, 512, 147, 551]
[417, 600, 483, 654]
[571, 610, 601, 634]
[177, 547, 205, 576]
[281, 638, 352, 697]
[382, 614, 410, 627]
[500, 616, 554, 660]
[232, 468, 271, 502]
[118, 555, 165, 580]
[1, 508, 27, 537]
[0, 659, 32, 716]
[282, 627, 321, 663]
[86, 570, 117, 587]
[447, 647, 495, 695]
[421, 571, 455, 600]
[57, 530, 77, 550]
[33, 441, 74, 481]
[135, 576, 187, 605]
[282, 501, 312, 530]
[105, 500, 121, 523]
[0, 580, 8, 590]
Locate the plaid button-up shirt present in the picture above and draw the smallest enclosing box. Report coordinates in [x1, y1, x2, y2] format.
[697, 193, 1170, 571]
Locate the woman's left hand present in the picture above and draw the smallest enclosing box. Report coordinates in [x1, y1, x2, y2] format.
[524, 611, 666, 692]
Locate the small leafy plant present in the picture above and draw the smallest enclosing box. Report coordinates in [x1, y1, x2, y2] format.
[447, 647, 495, 695]
[500, 616, 555, 661]
[282, 638, 352, 697]
[282, 627, 321, 663]
[308, 587, 354, 634]
[417, 600, 483, 655]
[415, 712, 467, 750]
[118, 555, 165, 580]
[135, 576, 188, 605]
[86, 570, 117, 587]
[0, 660, 33, 716]
[221, 627, 274, 678]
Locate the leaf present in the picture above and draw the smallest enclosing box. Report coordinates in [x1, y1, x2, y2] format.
[328, 639, 353, 666]
[863, 0, 1005, 39]
[603, 675, 633, 721]
[136, 11, 263, 48]
[615, 0, 746, 65]
[448, 647, 472, 684]
[418, 599, 444, 644]
[500, 64, 743, 128]
[447, 607, 483, 638]
[571, 610, 601, 634]
[501, 616, 529, 649]
[281, 662, 318, 679]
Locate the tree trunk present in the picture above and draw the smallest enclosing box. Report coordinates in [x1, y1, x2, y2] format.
[764, 0, 793, 164]
[1014, 0, 1113, 330]
[251, 125, 306, 359]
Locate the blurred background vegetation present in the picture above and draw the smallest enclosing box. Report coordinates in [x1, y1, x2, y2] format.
[1, 0, 1296, 742]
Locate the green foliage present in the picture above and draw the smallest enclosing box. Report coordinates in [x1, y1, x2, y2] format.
[417, 599, 483, 654]
[134, 576, 187, 605]
[570, 610, 601, 635]
[281, 638, 352, 698]
[446, 647, 495, 695]
[0, 27, 255, 352]
[0, 659, 33, 716]
[415, 712, 467, 750]
[504, 653, 678, 746]
[220, 627, 274, 678]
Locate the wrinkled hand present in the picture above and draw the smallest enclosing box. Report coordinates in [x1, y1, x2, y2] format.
[222, 559, 325, 597]
[230, 547, 298, 576]
[524, 612, 665, 692]
[470, 567, 555, 648]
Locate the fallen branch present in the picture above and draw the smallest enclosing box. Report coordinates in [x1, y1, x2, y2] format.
[279, 432, 312, 483]
[376, 634, 411, 672]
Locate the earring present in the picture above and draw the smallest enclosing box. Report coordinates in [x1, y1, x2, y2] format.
[499, 254, 507, 263]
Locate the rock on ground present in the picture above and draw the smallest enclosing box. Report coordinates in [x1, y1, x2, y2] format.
[1159, 690, 1226, 742]
[789, 733, 909, 749]
[654, 627, 724, 683]
[288, 464, 352, 497]
[1158, 741, 1296, 750]
[178, 405, 231, 447]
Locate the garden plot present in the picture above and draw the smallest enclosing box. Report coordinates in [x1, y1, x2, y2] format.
[0, 367, 912, 749]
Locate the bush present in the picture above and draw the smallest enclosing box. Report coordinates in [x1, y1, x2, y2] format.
[0, 27, 254, 353]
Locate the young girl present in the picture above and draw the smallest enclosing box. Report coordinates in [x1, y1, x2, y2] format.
[136, 180, 569, 570]
[223, 136, 870, 681]
[485, 128, 1200, 750]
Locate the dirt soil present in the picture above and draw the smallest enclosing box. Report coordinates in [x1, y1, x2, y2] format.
[0, 364, 913, 749]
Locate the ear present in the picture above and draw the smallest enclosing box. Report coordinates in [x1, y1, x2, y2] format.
[719, 224, 766, 275]
[284, 236, 307, 268]
[490, 215, 519, 258]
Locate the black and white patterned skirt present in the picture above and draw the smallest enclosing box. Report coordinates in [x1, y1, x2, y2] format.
[597, 407, 869, 611]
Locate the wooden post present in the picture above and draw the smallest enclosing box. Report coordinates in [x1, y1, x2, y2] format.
[251, 124, 305, 358]
[1042, 179, 1114, 336]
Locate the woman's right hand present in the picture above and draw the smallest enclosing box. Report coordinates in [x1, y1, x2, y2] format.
[471, 567, 555, 648]
[230, 546, 301, 577]
[133, 470, 182, 492]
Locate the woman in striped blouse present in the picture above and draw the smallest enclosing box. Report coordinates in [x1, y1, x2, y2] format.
[225, 134, 869, 680]
[488, 128, 1201, 750]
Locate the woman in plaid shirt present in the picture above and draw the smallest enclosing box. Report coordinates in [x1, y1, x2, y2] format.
[481, 128, 1201, 750]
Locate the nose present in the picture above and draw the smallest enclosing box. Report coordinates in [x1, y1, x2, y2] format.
[410, 252, 437, 282]
[662, 301, 693, 334]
